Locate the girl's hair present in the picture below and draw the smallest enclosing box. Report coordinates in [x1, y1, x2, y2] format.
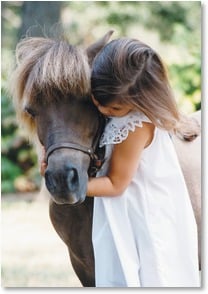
[91, 38, 200, 139]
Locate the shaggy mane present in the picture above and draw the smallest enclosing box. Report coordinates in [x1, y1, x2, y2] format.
[10, 37, 91, 139]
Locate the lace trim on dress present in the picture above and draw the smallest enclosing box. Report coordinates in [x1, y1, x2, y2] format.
[99, 111, 151, 147]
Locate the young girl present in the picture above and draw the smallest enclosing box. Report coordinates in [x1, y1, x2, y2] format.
[86, 38, 200, 287]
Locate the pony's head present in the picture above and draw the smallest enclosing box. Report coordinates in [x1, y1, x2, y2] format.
[11, 31, 113, 205]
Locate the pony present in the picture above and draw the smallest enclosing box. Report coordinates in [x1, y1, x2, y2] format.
[10, 31, 201, 286]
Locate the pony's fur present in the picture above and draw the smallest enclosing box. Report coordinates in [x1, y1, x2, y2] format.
[10, 37, 91, 140]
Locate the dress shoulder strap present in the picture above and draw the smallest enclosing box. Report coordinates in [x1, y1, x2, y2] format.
[99, 111, 151, 147]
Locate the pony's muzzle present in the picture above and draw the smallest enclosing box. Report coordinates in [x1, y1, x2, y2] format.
[44, 163, 86, 205]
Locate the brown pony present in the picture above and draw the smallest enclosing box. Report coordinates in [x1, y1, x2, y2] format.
[10, 31, 201, 286]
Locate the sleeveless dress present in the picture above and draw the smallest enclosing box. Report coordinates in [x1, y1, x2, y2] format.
[92, 110, 199, 287]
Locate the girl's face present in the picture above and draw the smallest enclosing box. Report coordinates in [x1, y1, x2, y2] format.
[92, 96, 133, 117]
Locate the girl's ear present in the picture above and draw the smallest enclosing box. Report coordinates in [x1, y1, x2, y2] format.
[86, 30, 114, 66]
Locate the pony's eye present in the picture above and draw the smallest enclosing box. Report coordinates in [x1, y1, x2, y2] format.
[24, 107, 36, 118]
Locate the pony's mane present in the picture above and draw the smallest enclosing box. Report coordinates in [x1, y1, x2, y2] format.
[10, 37, 91, 139]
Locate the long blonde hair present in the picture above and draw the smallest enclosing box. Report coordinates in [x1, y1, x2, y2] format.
[91, 38, 200, 139]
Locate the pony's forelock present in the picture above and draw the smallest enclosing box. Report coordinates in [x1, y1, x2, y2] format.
[11, 37, 91, 138]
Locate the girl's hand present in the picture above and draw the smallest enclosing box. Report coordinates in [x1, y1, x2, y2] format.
[39, 146, 47, 176]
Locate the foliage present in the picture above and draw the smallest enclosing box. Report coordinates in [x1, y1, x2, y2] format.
[1, 1, 201, 194]
[1, 1, 22, 49]
[169, 57, 201, 112]
[1, 156, 22, 193]
[1, 89, 38, 193]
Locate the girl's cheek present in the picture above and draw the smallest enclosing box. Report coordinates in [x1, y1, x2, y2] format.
[98, 106, 110, 115]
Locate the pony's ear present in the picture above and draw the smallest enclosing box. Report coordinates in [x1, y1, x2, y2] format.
[86, 30, 114, 66]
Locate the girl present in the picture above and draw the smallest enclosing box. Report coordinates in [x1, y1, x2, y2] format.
[86, 38, 200, 287]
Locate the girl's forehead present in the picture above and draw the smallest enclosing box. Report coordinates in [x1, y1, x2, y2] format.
[106, 100, 132, 107]
[106, 101, 121, 107]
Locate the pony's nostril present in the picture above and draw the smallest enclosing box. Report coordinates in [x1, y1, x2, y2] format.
[67, 168, 78, 183]
[67, 168, 79, 187]
[45, 170, 57, 192]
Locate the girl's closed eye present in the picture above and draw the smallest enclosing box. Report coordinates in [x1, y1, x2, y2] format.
[92, 96, 133, 117]
[111, 106, 122, 111]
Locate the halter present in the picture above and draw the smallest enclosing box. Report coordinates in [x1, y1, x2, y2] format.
[45, 114, 106, 177]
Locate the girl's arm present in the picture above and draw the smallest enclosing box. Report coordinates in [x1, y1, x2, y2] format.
[87, 122, 155, 197]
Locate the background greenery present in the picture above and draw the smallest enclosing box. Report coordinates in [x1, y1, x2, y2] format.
[1, 1, 201, 193]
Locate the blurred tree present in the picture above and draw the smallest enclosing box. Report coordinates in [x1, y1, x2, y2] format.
[19, 1, 63, 38]
[1, 1, 22, 49]
[137, 1, 200, 42]
[1, 89, 40, 193]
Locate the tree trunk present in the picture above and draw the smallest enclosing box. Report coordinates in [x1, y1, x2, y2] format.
[19, 1, 63, 39]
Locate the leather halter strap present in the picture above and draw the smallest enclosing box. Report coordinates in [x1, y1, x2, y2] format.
[46, 142, 95, 163]
[45, 113, 106, 176]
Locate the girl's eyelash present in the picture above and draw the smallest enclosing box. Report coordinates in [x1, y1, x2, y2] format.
[112, 107, 121, 111]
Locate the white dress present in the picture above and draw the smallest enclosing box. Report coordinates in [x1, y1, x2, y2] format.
[92, 110, 199, 287]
